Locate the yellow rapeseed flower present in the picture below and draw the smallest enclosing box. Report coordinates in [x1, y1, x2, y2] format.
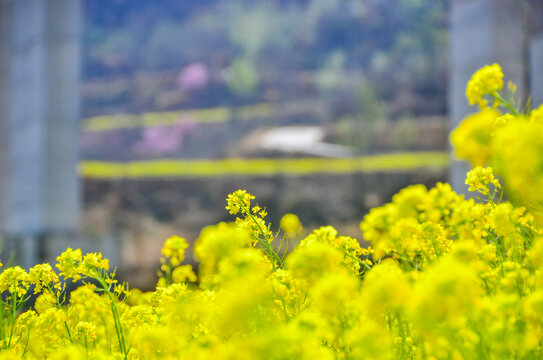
[280, 213, 303, 237]
[225, 190, 255, 215]
[0, 266, 30, 298]
[465, 166, 501, 195]
[29, 263, 60, 294]
[161, 235, 189, 267]
[450, 108, 500, 166]
[55, 248, 83, 281]
[82, 252, 110, 275]
[172, 264, 197, 283]
[466, 63, 504, 108]
[530, 104, 543, 123]
[493, 113, 516, 130]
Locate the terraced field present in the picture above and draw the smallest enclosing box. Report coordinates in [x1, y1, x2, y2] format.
[79, 151, 449, 179]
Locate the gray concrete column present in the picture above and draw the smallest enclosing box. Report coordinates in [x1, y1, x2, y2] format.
[9, 0, 48, 234]
[530, 1, 543, 106]
[0, 0, 11, 234]
[0, 0, 81, 267]
[43, 0, 81, 233]
[449, 0, 525, 193]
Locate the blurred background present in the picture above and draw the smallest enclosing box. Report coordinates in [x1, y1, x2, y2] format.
[80, 0, 449, 287]
[1, 0, 541, 289]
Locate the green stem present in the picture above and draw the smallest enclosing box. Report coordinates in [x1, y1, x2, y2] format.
[0, 304, 6, 349]
[95, 274, 128, 359]
[239, 203, 285, 270]
[491, 92, 519, 116]
[7, 292, 17, 348]
[22, 327, 31, 358]
[277, 297, 291, 321]
[343, 252, 372, 272]
[428, 233, 442, 259]
[46, 283, 73, 342]
[284, 236, 289, 261]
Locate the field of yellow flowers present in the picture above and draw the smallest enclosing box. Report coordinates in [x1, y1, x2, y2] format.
[1, 64, 543, 359]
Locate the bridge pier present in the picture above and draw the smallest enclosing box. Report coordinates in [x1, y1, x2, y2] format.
[0, 0, 81, 267]
[449, 0, 525, 193]
[531, 1, 543, 106]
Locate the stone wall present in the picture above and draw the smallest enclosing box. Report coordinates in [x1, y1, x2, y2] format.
[82, 169, 447, 288]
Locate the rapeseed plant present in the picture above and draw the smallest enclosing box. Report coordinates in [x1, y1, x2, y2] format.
[0, 64, 543, 359]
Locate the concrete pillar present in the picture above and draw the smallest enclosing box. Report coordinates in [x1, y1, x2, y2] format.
[531, 1, 543, 106]
[9, 0, 48, 236]
[0, 1, 10, 234]
[449, 0, 525, 193]
[0, 0, 81, 267]
[42, 0, 81, 233]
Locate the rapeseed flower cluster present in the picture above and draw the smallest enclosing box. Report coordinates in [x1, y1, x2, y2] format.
[465, 166, 501, 196]
[0, 64, 542, 359]
[279, 213, 304, 238]
[452, 65, 543, 221]
[157, 235, 197, 287]
[1, 172, 542, 359]
[465, 63, 504, 108]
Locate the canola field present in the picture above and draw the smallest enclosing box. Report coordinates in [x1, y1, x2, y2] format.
[81, 103, 274, 132]
[79, 151, 448, 179]
[1, 64, 543, 359]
